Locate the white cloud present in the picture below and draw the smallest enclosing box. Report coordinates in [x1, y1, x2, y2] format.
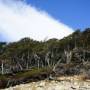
[0, 0, 73, 42]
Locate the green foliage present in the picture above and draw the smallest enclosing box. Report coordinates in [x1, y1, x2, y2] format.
[15, 67, 52, 78]
[0, 28, 90, 76]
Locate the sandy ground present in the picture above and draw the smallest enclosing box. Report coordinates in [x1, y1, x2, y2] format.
[2, 76, 90, 90]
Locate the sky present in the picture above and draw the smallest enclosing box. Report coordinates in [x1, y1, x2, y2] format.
[26, 0, 90, 30]
[0, 0, 90, 42]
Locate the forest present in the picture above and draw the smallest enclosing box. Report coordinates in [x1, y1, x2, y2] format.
[0, 28, 90, 88]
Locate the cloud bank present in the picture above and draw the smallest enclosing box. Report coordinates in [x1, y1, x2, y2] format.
[0, 0, 73, 42]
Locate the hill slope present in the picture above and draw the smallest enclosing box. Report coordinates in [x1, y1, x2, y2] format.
[0, 28, 90, 89]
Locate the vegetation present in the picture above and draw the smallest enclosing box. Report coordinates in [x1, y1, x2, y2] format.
[0, 28, 90, 88]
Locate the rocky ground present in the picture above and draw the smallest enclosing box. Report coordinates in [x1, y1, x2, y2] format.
[2, 75, 90, 90]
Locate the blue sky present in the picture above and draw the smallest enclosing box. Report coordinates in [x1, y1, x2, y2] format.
[26, 0, 90, 30]
[0, 0, 89, 42]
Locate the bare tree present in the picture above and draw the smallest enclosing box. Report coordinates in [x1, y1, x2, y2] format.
[26, 51, 30, 70]
[1, 60, 4, 74]
[64, 50, 72, 64]
[45, 52, 51, 67]
[53, 59, 62, 73]
[34, 53, 40, 70]
[14, 57, 23, 71]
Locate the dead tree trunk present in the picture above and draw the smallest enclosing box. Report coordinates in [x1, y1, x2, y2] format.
[45, 52, 50, 67]
[1, 60, 4, 75]
[53, 59, 62, 73]
[26, 51, 30, 70]
[15, 57, 23, 71]
[64, 50, 72, 64]
[34, 53, 40, 70]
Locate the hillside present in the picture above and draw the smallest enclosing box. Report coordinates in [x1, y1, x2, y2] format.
[0, 28, 90, 89]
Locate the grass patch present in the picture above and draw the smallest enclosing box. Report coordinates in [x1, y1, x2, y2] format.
[15, 67, 52, 78]
[0, 67, 52, 80]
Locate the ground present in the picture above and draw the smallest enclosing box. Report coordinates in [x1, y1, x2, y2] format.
[3, 75, 90, 90]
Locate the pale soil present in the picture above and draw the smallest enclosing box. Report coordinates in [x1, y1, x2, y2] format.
[2, 75, 90, 90]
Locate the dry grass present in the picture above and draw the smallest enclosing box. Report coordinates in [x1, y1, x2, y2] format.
[77, 74, 90, 81]
[56, 74, 90, 82]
